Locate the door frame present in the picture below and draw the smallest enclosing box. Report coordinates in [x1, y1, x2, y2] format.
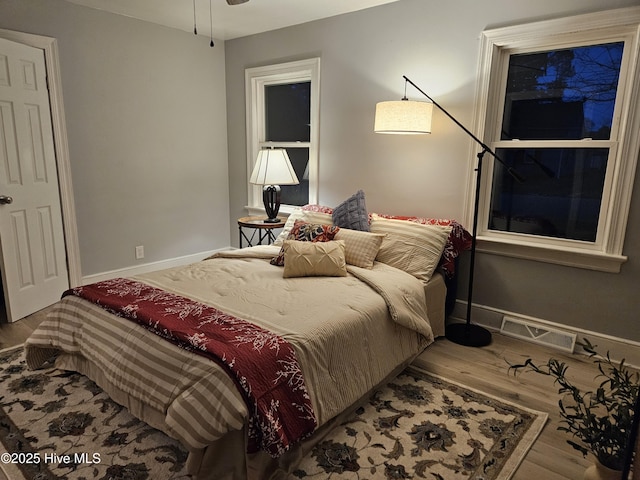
[0, 28, 81, 287]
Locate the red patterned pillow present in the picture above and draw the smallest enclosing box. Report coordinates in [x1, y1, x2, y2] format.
[289, 220, 340, 242]
[270, 220, 340, 266]
[301, 204, 334, 214]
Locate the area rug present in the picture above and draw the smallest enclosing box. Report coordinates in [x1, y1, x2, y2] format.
[291, 367, 547, 480]
[0, 346, 189, 480]
[0, 346, 547, 480]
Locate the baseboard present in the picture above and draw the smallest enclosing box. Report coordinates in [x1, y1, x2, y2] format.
[449, 300, 640, 369]
[81, 247, 233, 285]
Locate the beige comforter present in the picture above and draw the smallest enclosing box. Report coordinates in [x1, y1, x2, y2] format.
[25, 246, 433, 466]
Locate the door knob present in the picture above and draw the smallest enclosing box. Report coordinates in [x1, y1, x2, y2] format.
[0, 195, 13, 205]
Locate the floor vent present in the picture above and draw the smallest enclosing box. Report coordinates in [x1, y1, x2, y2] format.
[500, 316, 577, 353]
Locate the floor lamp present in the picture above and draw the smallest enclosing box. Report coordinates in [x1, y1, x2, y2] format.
[375, 76, 523, 347]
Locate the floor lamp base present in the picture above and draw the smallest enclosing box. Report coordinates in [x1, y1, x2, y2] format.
[445, 322, 492, 347]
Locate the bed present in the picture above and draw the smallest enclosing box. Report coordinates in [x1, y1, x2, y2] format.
[24, 200, 471, 480]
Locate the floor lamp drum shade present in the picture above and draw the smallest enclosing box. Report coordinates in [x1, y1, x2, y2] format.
[374, 100, 433, 134]
[250, 148, 299, 222]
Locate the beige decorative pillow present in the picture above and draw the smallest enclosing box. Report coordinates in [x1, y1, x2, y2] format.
[370, 214, 452, 282]
[282, 240, 347, 278]
[334, 229, 385, 268]
[273, 209, 334, 246]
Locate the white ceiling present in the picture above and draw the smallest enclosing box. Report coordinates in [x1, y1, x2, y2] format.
[63, 0, 402, 40]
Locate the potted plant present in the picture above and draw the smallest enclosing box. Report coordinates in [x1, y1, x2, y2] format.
[508, 338, 638, 478]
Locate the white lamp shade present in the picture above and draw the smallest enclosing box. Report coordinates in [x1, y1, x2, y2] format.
[374, 100, 433, 134]
[249, 148, 300, 185]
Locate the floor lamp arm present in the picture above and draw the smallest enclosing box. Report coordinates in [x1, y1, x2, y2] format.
[403, 76, 485, 147]
[403, 76, 524, 184]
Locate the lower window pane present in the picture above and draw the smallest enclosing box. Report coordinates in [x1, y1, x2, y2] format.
[280, 148, 309, 207]
[489, 148, 608, 242]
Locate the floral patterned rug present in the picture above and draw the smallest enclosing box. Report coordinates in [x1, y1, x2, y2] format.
[0, 346, 547, 480]
[0, 346, 190, 480]
[291, 367, 547, 480]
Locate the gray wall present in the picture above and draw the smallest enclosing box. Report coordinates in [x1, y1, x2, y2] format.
[1, 0, 637, 342]
[225, 0, 640, 341]
[0, 0, 230, 276]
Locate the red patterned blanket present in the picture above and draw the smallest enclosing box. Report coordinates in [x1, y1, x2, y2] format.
[63, 278, 317, 457]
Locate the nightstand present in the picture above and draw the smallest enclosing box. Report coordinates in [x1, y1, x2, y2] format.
[237, 216, 286, 248]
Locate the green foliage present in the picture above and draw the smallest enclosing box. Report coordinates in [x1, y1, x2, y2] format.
[508, 338, 639, 471]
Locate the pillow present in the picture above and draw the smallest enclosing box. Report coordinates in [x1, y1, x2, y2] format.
[271, 221, 340, 266]
[369, 214, 452, 282]
[301, 204, 334, 214]
[288, 220, 340, 242]
[272, 208, 334, 246]
[334, 228, 385, 269]
[374, 213, 472, 278]
[332, 190, 370, 231]
[282, 240, 347, 278]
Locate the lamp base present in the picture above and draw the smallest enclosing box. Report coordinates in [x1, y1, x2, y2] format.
[445, 322, 492, 347]
[263, 185, 282, 223]
[263, 217, 281, 223]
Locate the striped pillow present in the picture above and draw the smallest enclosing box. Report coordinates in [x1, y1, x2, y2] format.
[370, 214, 452, 282]
[334, 229, 385, 269]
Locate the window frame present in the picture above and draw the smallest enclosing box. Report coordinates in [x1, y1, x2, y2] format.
[469, 7, 640, 272]
[245, 58, 320, 215]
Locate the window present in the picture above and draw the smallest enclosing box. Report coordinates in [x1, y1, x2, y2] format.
[245, 58, 320, 213]
[472, 8, 640, 272]
[264, 82, 310, 206]
[491, 43, 622, 243]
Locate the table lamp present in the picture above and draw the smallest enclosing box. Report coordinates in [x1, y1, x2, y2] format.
[249, 148, 299, 223]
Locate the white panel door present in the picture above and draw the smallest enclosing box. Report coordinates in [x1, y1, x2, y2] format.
[0, 37, 69, 322]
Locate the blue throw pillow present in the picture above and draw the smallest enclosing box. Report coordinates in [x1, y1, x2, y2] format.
[332, 190, 370, 232]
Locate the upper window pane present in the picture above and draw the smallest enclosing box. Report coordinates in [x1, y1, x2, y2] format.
[501, 42, 624, 141]
[265, 82, 311, 142]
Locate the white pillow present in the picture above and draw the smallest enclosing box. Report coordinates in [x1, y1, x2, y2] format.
[369, 214, 452, 282]
[272, 209, 334, 246]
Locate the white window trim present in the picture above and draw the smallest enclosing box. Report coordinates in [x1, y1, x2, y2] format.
[468, 7, 640, 273]
[245, 58, 320, 215]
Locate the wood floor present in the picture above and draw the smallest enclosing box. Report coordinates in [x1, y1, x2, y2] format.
[415, 335, 598, 479]
[1, 311, 637, 479]
[0, 306, 51, 351]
